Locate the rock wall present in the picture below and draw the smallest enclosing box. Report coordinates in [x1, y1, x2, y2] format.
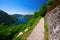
[46, 6, 60, 40]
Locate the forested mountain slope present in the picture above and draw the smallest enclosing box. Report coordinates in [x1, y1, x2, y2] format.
[0, 10, 16, 25]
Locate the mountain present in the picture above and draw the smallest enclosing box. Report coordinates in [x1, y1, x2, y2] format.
[0, 10, 33, 25]
[13, 14, 32, 25]
[24, 15, 33, 19]
[0, 10, 17, 25]
[13, 14, 23, 17]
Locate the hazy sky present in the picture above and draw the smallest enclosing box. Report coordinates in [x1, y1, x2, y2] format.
[0, 0, 48, 15]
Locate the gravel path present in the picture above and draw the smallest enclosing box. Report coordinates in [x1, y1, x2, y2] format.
[27, 18, 44, 40]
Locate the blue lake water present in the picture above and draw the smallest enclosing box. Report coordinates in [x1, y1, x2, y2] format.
[14, 16, 29, 25]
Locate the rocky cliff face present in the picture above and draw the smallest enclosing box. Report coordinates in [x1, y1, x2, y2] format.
[46, 6, 60, 40]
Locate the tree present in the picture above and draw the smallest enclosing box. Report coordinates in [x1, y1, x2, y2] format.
[48, 0, 55, 5]
[0, 10, 17, 25]
[33, 12, 40, 18]
[39, 4, 47, 17]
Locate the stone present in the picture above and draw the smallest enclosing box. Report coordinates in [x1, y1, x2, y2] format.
[46, 6, 60, 40]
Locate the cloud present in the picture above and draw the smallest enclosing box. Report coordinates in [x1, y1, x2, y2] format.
[5, 11, 34, 15]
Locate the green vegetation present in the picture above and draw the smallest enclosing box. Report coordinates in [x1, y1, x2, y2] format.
[13, 16, 41, 40]
[48, 0, 55, 5]
[0, 10, 17, 25]
[0, 3, 48, 40]
[34, 4, 47, 17]
[48, 0, 60, 5]
[39, 4, 47, 17]
[0, 24, 27, 40]
[1, 0, 60, 40]
[44, 17, 48, 40]
[14, 3, 48, 40]
[0, 14, 41, 40]
[0, 0, 51, 40]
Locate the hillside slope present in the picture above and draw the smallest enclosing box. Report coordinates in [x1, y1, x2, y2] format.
[0, 10, 16, 25]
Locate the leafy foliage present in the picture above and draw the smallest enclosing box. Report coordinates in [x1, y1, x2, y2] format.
[0, 1, 50, 40]
[0, 17, 41, 40]
[44, 17, 48, 40]
[48, 0, 55, 5]
[34, 4, 47, 17]
[0, 24, 26, 40]
[39, 4, 47, 17]
[0, 10, 17, 25]
[33, 12, 40, 18]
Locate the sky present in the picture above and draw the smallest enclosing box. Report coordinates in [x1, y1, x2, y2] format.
[0, 0, 48, 15]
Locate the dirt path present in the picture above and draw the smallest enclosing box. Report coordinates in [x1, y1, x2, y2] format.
[27, 18, 44, 40]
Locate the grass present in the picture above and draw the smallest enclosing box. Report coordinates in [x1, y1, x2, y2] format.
[14, 16, 41, 40]
[44, 17, 48, 40]
[0, 16, 48, 40]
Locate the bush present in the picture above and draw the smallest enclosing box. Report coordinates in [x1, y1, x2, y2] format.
[0, 24, 27, 40]
[48, 0, 55, 5]
[33, 12, 40, 18]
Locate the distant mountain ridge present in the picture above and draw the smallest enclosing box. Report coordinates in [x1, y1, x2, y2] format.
[13, 14, 32, 19]
[0, 10, 32, 25]
[0, 10, 17, 25]
[24, 15, 33, 19]
[13, 14, 32, 24]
